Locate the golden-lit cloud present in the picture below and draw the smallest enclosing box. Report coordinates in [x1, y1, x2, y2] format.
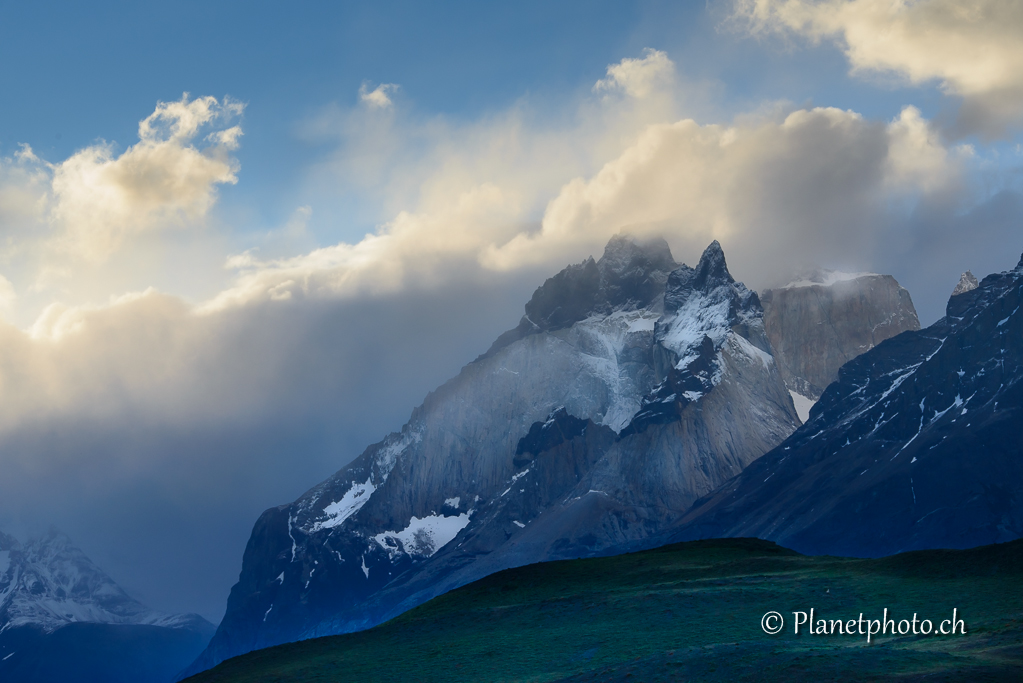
[49, 94, 243, 261]
[593, 48, 676, 99]
[731, 0, 1023, 135]
[209, 94, 962, 310]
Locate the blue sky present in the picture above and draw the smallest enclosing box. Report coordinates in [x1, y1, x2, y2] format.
[0, 0, 959, 273]
[0, 0, 1021, 622]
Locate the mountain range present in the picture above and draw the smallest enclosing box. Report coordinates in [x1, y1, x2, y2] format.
[183, 235, 926, 675]
[671, 252, 1023, 556]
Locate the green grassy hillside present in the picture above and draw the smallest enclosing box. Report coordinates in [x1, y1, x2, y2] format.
[187, 538, 1023, 682]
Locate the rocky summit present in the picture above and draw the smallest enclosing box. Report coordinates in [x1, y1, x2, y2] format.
[952, 270, 979, 297]
[672, 253, 1023, 558]
[183, 237, 924, 676]
[760, 270, 920, 408]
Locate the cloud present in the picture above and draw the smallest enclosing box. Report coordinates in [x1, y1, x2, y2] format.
[0, 271, 535, 619]
[0, 275, 15, 310]
[594, 48, 676, 99]
[359, 82, 399, 109]
[486, 105, 969, 280]
[213, 97, 965, 313]
[49, 94, 243, 261]
[730, 0, 1023, 136]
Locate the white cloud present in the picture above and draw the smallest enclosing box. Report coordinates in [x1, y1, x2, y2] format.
[885, 105, 965, 193]
[594, 48, 676, 99]
[359, 82, 399, 109]
[0, 145, 50, 227]
[204, 183, 523, 311]
[210, 94, 963, 310]
[484, 104, 968, 280]
[731, 0, 1023, 135]
[0, 275, 15, 310]
[49, 94, 243, 261]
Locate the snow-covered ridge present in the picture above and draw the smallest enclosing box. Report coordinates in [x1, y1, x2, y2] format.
[656, 241, 766, 376]
[781, 270, 878, 289]
[373, 427, 423, 480]
[659, 291, 733, 370]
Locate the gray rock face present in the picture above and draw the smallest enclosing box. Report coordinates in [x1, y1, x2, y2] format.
[760, 271, 920, 403]
[952, 270, 979, 296]
[183, 237, 802, 676]
[671, 253, 1023, 558]
[0, 529, 214, 683]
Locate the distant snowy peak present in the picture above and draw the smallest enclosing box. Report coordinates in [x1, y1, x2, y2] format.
[0, 529, 210, 635]
[952, 270, 979, 297]
[187, 236, 803, 675]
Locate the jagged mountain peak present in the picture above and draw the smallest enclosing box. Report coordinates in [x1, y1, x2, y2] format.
[520, 234, 678, 331]
[192, 235, 958, 676]
[674, 249, 1023, 557]
[952, 270, 979, 297]
[482, 234, 678, 357]
[688, 239, 730, 290]
[659, 241, 761, 345]
[662, 241, 755, 315]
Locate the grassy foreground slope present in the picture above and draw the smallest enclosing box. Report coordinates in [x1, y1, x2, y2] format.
[188, 538, 1023, 682]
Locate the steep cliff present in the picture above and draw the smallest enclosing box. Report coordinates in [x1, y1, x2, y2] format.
[760, 271, 920, 415]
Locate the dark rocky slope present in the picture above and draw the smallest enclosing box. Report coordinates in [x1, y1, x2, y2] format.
[671, 253, 1023, 557]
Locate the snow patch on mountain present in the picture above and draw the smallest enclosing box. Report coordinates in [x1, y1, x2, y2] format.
[565, 309, 661, 432]
[660, 296, 731, 370]
[374, 428, 424, 481]
[310, 479, 376, 532]
[788, 390, 816, 423]
[373, 512, 472, 559]
[729, 333, 773, 369]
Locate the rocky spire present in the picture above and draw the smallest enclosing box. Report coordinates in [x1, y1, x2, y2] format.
[951, 270, 979, 296]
